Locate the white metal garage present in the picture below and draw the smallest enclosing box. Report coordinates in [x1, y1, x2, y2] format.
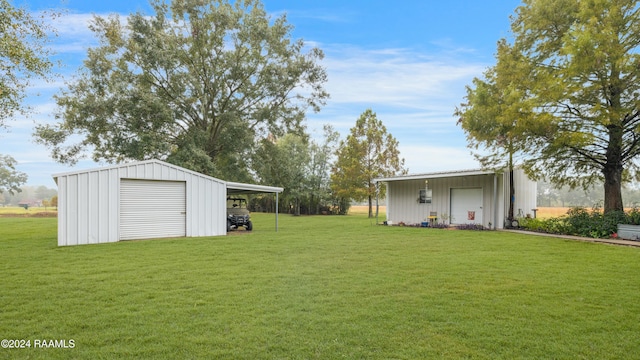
[374, 168, 537, 229]
[53, 159, 283, 246]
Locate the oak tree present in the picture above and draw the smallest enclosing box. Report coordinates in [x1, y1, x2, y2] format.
[0, 0, 57, 190]
[1, 0, 57, 127]
[35, 0, 328, 180]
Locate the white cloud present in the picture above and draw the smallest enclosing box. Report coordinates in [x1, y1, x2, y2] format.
[319, 45, 486, 110]
[399, 144, 479, 174]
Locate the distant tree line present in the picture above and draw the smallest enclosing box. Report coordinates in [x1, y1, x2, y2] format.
[0, 185, 57, 207]
[537, 181, 640, 209]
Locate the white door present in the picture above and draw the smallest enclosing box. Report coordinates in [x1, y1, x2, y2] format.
[120, 179, 186, 240]
[450, 188, 483, 225]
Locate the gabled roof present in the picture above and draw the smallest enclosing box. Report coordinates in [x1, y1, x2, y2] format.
[52, 159, 283, 194]
[374, 169, 498, 183]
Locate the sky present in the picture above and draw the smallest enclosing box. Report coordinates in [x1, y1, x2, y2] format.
[4, 0, 523, 188]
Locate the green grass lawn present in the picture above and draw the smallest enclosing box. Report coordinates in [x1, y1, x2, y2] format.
[2, 214, 640, 359]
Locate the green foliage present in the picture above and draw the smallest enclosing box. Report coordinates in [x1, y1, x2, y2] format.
[520, 206, 634, 238]
[252, 125, 339, 215]
[0, 154, 27, 195]
[0, 0, 57, 127]
[331, 109, 407, 217]
[456, 223, 487, 231]
[471, 0, 640, 213]
[34, 0, 328, 180]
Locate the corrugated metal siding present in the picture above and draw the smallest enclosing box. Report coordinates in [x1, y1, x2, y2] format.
[384, 173, 509, 229]
[120, 179, 186, 240]
[55, 160, 227, 246]
[503, 168, 538, 221]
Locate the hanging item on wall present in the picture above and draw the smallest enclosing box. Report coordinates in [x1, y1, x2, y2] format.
[419, 188, 432, 203]
[468, 211, 475, 220]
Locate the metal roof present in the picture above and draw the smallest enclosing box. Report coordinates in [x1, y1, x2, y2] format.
[52, 159, 284, 194]
[226, 181, 283, 195]
[374, 168, 498, 183]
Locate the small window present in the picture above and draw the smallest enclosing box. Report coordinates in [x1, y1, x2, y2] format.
[419, 189, 432, 203]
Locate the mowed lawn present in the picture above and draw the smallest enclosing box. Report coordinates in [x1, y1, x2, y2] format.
[2, 213, 640, 359]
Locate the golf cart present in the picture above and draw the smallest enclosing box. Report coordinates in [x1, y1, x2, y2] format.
[227, 197, 253, 231]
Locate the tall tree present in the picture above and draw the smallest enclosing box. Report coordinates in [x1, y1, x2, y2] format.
[455, 40, 534, 225]
[0, 0, 57, 128]
[331, 109, 407, 218]
[0, 155, 28, 195]
[252, 133, 310, 215]
[1, 0, 57, 191]
[503, 0, 640, 213]
[35, 0, 328, 180]
[306, 125, 339, 214]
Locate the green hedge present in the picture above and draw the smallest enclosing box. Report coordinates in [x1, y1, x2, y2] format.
[519, 206, 640, 239]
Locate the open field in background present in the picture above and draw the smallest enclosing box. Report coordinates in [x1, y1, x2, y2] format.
[0, 205, 612, 219]
[0, 206, 57, 217]
[352, 205, 574, 219]
[2, 213, 640, 359]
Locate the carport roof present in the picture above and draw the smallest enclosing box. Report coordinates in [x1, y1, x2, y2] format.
[226, 182, 284, 195]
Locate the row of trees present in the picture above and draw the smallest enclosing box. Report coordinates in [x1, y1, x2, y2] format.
[456, 0, 640, 215]
[22, 0, 406, 216]
[1, 0, 408, 214]
[0, 185, 57, 206]
[250, 110, 406, 216]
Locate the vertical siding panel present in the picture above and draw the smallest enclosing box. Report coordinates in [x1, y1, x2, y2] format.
[110, 169, 119, 242]
[57, 176, 67, 246]
[66, 174, 77, 245]
[77, 173, 88, 245]
[88, 171, 99, 244]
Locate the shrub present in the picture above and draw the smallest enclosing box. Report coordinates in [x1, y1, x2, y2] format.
[520, 216, 568, 234]
[457, 223, 486, 230]
[520, 206, 632, 239]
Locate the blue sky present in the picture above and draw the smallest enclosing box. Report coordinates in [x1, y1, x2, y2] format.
[5, 0, 523, 188]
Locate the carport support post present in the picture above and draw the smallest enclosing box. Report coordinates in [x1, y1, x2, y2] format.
[275, 192, 279, 232]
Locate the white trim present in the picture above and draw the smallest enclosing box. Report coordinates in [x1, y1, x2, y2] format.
[227, 181, 283, 194]
[374, 169, 496, 183]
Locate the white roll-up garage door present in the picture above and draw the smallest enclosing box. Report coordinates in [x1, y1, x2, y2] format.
[120, 179, 186, 240]
[450, 188, 483, 225]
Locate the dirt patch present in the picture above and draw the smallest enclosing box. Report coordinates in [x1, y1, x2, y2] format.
[0, 212, 58, 218]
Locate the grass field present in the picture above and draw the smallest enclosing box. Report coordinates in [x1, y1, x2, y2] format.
[0, 206, 57, 217]
[2, 213, 640, 359]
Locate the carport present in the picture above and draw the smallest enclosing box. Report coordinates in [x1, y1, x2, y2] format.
[226, 182, 284, 231]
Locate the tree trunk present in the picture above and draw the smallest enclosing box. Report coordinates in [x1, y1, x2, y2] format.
[603, 164, 623, 213]
[603, 123, 624, 213]
[368, 194, 373, 218]
[508, 167, 515, 223]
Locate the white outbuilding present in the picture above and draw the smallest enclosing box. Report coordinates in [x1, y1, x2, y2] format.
[374, 168, 537, 229]
[53, 159, 283, 246]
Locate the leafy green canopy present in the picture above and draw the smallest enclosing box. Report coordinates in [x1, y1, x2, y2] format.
[459, 0, 640, 213]
[0, 155, 27, 195]
[1, 0, 58, 191]
[0, 0, 56, 128]
[35, 0, 328, 180]
[331, 109, 407, 217]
